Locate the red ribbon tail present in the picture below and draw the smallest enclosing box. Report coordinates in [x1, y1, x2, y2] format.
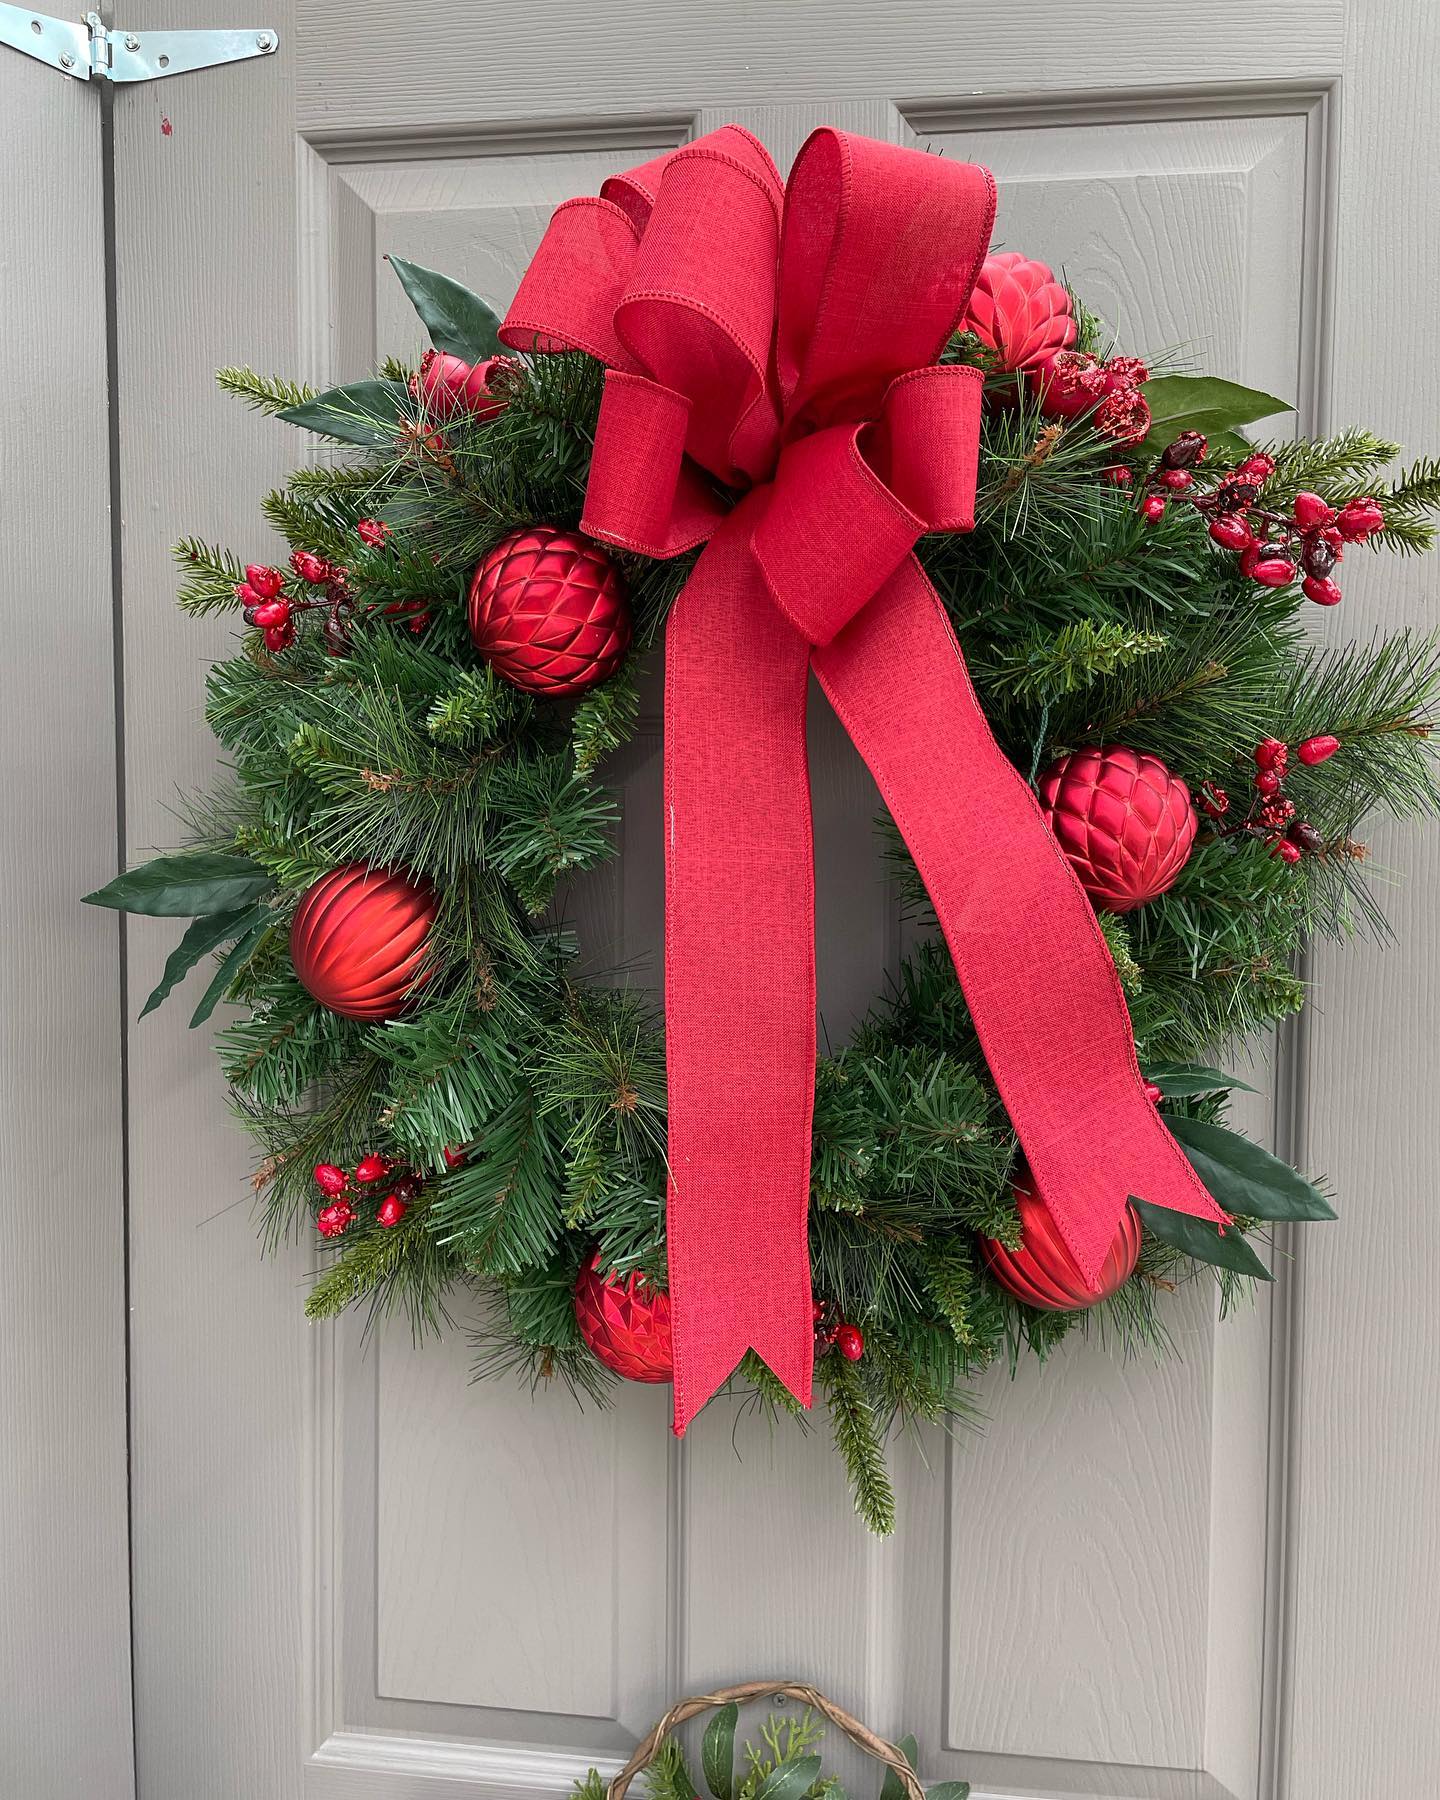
[664, 512, 817, 1435]
[813, 559, 1228, 1289]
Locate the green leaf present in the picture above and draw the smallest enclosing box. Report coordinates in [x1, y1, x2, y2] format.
[702, 1703, 737, 1800]
[388, 256, 503, 361]
[1141, 374, 1292, 453]
[189, 917, 271, 1028]
[1142, 1062, 1256, 1098]
[277, 379, 408, 446]
[925, 1785, 970, 1800]
[1167, 1115, 1336, 1222]
[880, 1739, 920, 1800]
[1132, 1197, 1274, 1280]
[752, 1755, 823, 1800]
[139, 903, 264, 1018]
[83, 852, 275, 918]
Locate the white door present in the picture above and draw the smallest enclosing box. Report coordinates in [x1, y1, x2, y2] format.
[15, 3, 1431, 1797]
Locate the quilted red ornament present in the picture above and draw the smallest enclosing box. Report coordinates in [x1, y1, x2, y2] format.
[290, 864, 437, 1021]
[468, 526, 631, 697]
[962, 252, 1077, 372]
[1039, 745, 1198, 913]
[573, 1251, 673, 1383]
[981, 1178, 1142, 1311]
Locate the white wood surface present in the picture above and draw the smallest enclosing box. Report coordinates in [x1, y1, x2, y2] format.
[74, 2, 1440, 1797]
[0, 47, 134, 1800]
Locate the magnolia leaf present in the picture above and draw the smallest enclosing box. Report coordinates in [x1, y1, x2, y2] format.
[880, 1738, 921, 1800]
[189, 917, 271, 1028]
[925, 1785, 971, 1800]
[701, 1703, 737, 1800]
[1168, 1114, 1336, 1221]
[1142, 375, 1292, 453]
[388, 256, 503, 361]
[1132, 1197, 1274, 1280]
[752, 1755, 823, 1800]
[83, 852, 275, 918]
[140, 903, 264, 1018]
[1142, 1062, 1256, 1098]
[278, 379, 408, 446]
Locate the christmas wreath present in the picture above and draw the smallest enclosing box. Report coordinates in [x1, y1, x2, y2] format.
[88, 128, 1440, 1535]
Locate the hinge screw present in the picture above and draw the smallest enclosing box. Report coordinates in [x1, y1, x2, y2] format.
[256, 30, 273, 49]
[59, 48, 73, 65]
[124, 33, 139, 49]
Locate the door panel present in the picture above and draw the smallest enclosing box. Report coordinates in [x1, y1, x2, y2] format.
[111, 3, 1440, 1798]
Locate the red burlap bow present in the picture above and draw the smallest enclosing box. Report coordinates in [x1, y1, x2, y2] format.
[501, 125, 1228, 1434]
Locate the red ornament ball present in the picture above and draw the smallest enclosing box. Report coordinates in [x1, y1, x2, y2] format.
[980, 1179, 1142, 1311]
[1039, 745, 1198, 913]
[290, 864, 437, 1021]
[962, 252, 1077, 372]
[468, 526, 632, 698]
[573, 1251, 673, 1383]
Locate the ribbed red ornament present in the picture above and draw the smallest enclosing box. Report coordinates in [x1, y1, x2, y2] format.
[1038, 745, 1197, 913]
[981, 1179, 1142, 1311]
[290, 864, 437, 1021]
[962, 251, 1077, 372]
[573, 1251, 673, 1383]
[468, 526, 631, 697]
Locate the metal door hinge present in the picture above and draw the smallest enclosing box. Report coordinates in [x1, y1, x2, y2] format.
[0, 3, 278, 81]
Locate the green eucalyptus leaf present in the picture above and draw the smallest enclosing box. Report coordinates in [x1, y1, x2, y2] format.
[925, 1785, 970, 1800]
[1132, 1197, 1274, 1280]
[752, 1756, 823, 1800]
[388, 256, 503, 361]
[1168, 1115, 1336, 1221]
[189, 917, 271, 1028]
[1142, 374, 1292, 453]
[83, 853, 275, 918]
[140, 903, 264, 1018]
[277, 379, 408, 446]
[880, 1738, 921, 1800]
[1142, 1062, 1256, 1098]
[701, 1703, 737, 1800]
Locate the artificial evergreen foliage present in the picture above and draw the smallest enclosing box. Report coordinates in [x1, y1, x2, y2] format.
[85, 259, 1440, 1536]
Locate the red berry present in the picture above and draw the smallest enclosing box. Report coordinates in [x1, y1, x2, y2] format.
[1142, 1081, 1163, 1104]
[1289, 821, 1324, 853]
[316, 1199, 356, 1238]
[355, 1151, 390, 1184]
[1141, 493, 1166, 521]
[313, 1162, 349, 1197]
[417, 350, 516, 422]
[1251, 553, 1297, 588]
[1259, 798, 1297, 829]
[1274, 840, 1303, 865]
[442, 1145, 467, 1168]
[1302, 575, 1343, 606]
[812, 1300, 828, 1325]
[1254, 770, 1282, 797]
[245, 564, 285, 599]
[290, 550, 330, 584]
[1297, 734, 1341, 766]
[376, 1195, 407, 1228]
[234, 582, 263, 609]
[1102, 354, 1150, 391]
[1239, 453, 1276, 481]
[1161, 430, 1208, 469]
[1103, 465, 1134, 487]
[1028, 347, 1108, 420]
[835, 1323, 865, 1362]
[1254, 737, 1287, 770]
[262, 623, 295, 652]
[250, 598, 290, 629]
[1335, 496, 1384, 541]
[1209, 513, 1253, 550]
[1293, 491, 1336, 531]
[1199, 783, 1230, 818]
[1094, 386, 1151, 444]
[1161, 468, 1194, 491]
[356, 517, 390, 548]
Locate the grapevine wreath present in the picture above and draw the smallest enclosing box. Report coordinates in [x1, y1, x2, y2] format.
[90, 128, 1440, 1533]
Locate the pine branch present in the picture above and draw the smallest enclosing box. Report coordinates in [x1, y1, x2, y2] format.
[217, 366, 316, 416]
[821, 1354, 897, 1536]
[174, 538, 248, 616]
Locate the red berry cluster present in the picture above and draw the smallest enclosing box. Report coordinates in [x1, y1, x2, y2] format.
[312, 1152, 421, 1237]
[813, 1299, 865, 1362]
[1033, 349, 1151, 443]
[234, 518, 436, 656]
[408, 348, 516, 424]
[1135, 434, 1385, 604]
[1198, 733, 1341, 864]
